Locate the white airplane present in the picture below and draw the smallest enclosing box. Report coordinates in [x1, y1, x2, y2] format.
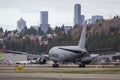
[47, 21, 117, 67]
[48, 21, 91, 67]
[5, 21, 118, 67]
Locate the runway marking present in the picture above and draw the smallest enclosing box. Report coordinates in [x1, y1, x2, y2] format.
[0, 73, 120, 80]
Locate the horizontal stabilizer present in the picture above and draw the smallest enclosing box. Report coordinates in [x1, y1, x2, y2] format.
[88, 48, 114, 52]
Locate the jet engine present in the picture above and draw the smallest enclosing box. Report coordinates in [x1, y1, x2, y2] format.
[81, 57, 92, 64]
[36, 54, 48, 64]
[38, 57, 46, 64]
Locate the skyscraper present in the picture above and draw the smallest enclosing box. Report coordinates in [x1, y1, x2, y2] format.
[17, 17, 26, 32]
[40, 11, 50, 33]
[40, 11, 48, 24]
[74, 4, 81, 18]
[74, 4, 84, 26]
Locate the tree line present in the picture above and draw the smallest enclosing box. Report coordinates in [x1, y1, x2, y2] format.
[0, 17, 120, 54]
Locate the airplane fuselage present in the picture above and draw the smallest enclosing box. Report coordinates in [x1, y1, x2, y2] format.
[49, 46, 89, 63]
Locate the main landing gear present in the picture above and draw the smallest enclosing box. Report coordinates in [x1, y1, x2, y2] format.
[79, 63, 85, 68]
[52, 63, 59, 68]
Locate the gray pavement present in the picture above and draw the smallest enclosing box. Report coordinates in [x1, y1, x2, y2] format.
[0, 64, 120, 80]
[0, 73, 120, 80]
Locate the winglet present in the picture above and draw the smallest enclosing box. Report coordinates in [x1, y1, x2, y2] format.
[78, 21, 87, 50]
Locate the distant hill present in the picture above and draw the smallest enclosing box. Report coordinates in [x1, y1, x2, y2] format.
[2, 17, 120, 54]
[72, 17, 120, 51]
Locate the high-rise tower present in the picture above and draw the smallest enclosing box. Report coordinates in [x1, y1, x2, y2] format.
[74, 4, 84, 26]
[40, 11, 48, 24]
[74, 4, 81, 18]
[17, 17, 26, 32]
[40, 11, 50, 33]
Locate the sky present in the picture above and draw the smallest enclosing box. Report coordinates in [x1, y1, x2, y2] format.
[0, 0, 120, 30]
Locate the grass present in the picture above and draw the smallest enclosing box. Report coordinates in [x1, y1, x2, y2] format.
[0, 64, 120, 74]
[24, 68, 120, 74]
[0, 68, 120, 74]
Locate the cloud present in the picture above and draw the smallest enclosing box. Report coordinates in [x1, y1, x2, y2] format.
[0, 0, 120, 30]
[0, 0, 83, 12]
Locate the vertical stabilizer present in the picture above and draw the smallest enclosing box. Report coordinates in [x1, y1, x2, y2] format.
[78, 21, 87, 50]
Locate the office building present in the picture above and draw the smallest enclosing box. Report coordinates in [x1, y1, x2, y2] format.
[40, 11, 48, 24]
[64, 26, 72, 33]
[88, 15, 103, 24]
[91, 15, 103, 24]
[1, 53, 27, 63]
[17, 18, 26, 32]
[74, 4, 85, 26]
[40, 11, 50, 33]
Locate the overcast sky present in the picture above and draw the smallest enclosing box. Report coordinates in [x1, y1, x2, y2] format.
[0, 0, 120, 30]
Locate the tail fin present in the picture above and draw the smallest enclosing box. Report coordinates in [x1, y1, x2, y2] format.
[78, 21, 87, 50]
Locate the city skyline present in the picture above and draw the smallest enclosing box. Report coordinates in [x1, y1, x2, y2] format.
[0, 0, 120, 30]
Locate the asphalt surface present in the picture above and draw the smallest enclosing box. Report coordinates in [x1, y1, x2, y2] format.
[0, 73, 120, 80]
[0, 64, 120, 80]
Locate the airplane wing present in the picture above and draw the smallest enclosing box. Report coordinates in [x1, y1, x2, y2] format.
[88, 48, 114, 52]
[5, 50, 27, 54]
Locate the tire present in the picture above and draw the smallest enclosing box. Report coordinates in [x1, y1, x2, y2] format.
[53, 63, 59, 68]
[79, 63, 85, 68]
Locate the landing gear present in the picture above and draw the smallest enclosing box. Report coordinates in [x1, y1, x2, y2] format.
[52, 63, 59, 68]
[79, 63, 85, 68]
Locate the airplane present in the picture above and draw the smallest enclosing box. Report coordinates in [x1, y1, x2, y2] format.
[47, 21, 119, 68]
[48, 21, 91, 67]
[3, 21, 117, 67]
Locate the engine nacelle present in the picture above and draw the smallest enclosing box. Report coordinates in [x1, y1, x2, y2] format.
[81, 60, 91, 64]
[36, 55, 48, 64]
[39, 57, 46, 64]
[81, 57, 92, 64]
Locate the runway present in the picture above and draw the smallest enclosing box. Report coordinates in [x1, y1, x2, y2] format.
[0, 73, 120, 80]
[0, 64, 120, 80]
